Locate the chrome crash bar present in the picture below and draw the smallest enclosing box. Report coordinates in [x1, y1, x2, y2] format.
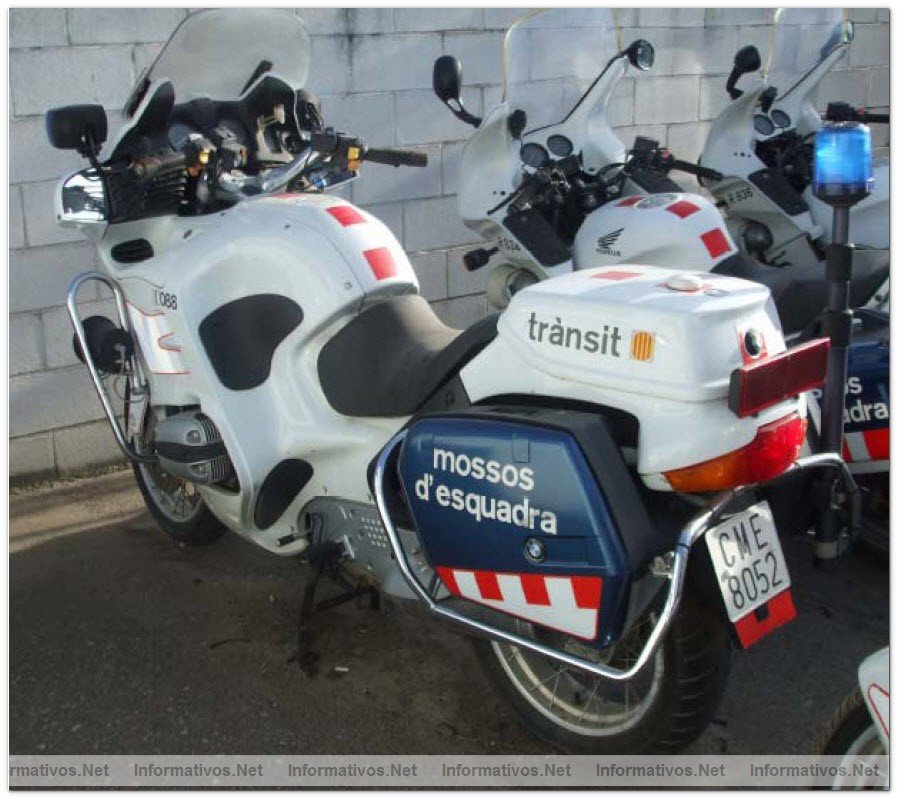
[67, 271, 155, 464]
[373, 431, 856, 682]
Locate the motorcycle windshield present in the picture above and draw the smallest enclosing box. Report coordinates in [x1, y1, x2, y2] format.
[503, 9, 621, 133]
[129, 9, 312, 108]
[765, 8, 851, 98]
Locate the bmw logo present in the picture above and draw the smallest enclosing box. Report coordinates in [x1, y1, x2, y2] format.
[524, 537, 546, 563]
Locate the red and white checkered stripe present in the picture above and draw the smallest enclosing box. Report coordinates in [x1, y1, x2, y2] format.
[325, 203, 411, 283]
[806, 393, 889, 463]
[436, 567, 603, 640]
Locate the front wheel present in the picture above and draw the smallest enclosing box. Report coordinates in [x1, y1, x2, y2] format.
[474, 590, 730, 754]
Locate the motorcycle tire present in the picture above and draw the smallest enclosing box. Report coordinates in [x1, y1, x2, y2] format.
[132, 460, 228, 546]
[473, 589, 730, 754]
[817, 688, 884, 756]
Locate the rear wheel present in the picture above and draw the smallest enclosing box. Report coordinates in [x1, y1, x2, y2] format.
[474, 590, 729, 754]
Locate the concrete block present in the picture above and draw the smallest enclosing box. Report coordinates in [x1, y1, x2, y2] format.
[444, 32, 504, 86]
[483, 84, 503, 116]
[410, 250, 448, 301]
[295, 8, 348, 35]
[348, 9, 394, 34]
[614, 124, 668, 149]
[42, 299, 117, 370]
[706, 8, 774, 26]
[635, 75, 700, 124]
[10, 186, 26, 250]
[21, 180, 83, 247]
[674, 26, 739, 76]
[396, 89, 484, 145]
[447, 249, 490, 298]
[666, 121, 712, 164]
[850, 24, 889, 68]
[404, 196, 478, 251]
[353, 145, 441, 205]
[68, 8, 186, 44]
[441, 140, 465, 196]
[638, 9, 705, 28]
[133, 43, 163, 79]
[10, 365, 109, 437]
[612, 9, 639, 27]
[54, 420, 126, 475]
[608, 78, 635, 128]
[431, 294, 488, 329]
[352, 34, 443, 92]
[877, 9, 890, 22]
[10, 118, 82, 185]
[868, 67, 890, 108]
[395, 9, 484, 32]
[699, 75, 730, 121]
[483, 9, 529, 30]
[359, 201, 404, 245]
[818, 69, 871, 110]
[11, 46, 134, 116]
[9, 313, 44, 376]
[322, 92, 396, 147]
[10, 242, 98, 313]
[10, 9, 68, 48]
[849, 9, 881, 23]
[9, 433, 56, 481]
[308, 36, 351, 95]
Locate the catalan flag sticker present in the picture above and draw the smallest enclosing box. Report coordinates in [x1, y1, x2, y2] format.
[630, 330, 656, 362]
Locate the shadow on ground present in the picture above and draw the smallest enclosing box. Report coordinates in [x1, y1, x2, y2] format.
[9, 473, 888, 755]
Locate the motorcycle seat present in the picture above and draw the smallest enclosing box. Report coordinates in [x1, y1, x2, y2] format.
[317, 294, 498, 417]
[713, 252, 888, 335]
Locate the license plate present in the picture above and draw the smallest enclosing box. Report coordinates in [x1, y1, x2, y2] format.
[705, 501, 791, 622]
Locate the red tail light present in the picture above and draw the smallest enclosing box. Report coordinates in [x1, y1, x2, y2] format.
[728, 338, 829, 418]
[665, 413, 807, 492]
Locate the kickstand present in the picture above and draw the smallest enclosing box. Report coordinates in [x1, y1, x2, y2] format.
[289, 540, 379, 676]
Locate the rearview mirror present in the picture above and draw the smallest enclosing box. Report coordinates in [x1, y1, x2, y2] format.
[46, 104, 107, 156]
[725, 45, 762, 100]
[433, 55, 462, 104]
[432, 55, 481, 128]
[626, 40, 655, 71]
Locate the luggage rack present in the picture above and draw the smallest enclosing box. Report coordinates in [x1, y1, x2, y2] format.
[373, 429, 857, 681]
[67, 271, 155, 464]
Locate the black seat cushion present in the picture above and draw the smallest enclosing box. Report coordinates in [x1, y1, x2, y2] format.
[318, 295, 499, 417]
[713, 251, 888, 335]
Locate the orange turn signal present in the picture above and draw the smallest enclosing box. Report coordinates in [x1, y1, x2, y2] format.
[664, 413, 807, 493]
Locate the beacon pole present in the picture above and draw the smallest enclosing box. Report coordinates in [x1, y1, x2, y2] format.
[811, 103, 874, 562]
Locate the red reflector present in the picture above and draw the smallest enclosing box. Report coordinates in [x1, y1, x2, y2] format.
[616, 195, 644, 207]
[364, 247, 398, 280]
[700, 228, 732, 259]
[327, 205, 366, 226]
[666, 199, 700, 219]
[729, 338, 830, 418]
[734, 589, 797, 649]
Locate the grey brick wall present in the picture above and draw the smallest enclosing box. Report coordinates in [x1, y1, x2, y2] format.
[9, 8, 890, 480]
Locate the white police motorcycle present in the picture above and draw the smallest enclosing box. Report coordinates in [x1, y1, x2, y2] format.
[49, 9, 854, 753]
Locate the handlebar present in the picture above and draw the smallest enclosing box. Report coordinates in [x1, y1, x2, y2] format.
[669, 159, 723, 182]
[824, 102, 890, 125]
[129, 152, 187, 181]
[364, 147, 428, 168]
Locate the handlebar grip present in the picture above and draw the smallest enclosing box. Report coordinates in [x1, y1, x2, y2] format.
[671, 159, 723, 182]
[364, 147, 428, 168]
[857, 111, 889, 124]
[130, 152, 187, 181]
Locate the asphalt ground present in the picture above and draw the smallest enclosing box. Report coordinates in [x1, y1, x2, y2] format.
[9, 470, 889, 755]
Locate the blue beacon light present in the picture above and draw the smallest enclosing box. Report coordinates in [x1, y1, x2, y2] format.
[813, 122, 874, 206]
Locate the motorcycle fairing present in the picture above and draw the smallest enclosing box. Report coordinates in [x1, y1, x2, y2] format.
[398, 408, 669, 647]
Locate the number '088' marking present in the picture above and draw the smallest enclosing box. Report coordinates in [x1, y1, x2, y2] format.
[154, 290, 178, 310]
